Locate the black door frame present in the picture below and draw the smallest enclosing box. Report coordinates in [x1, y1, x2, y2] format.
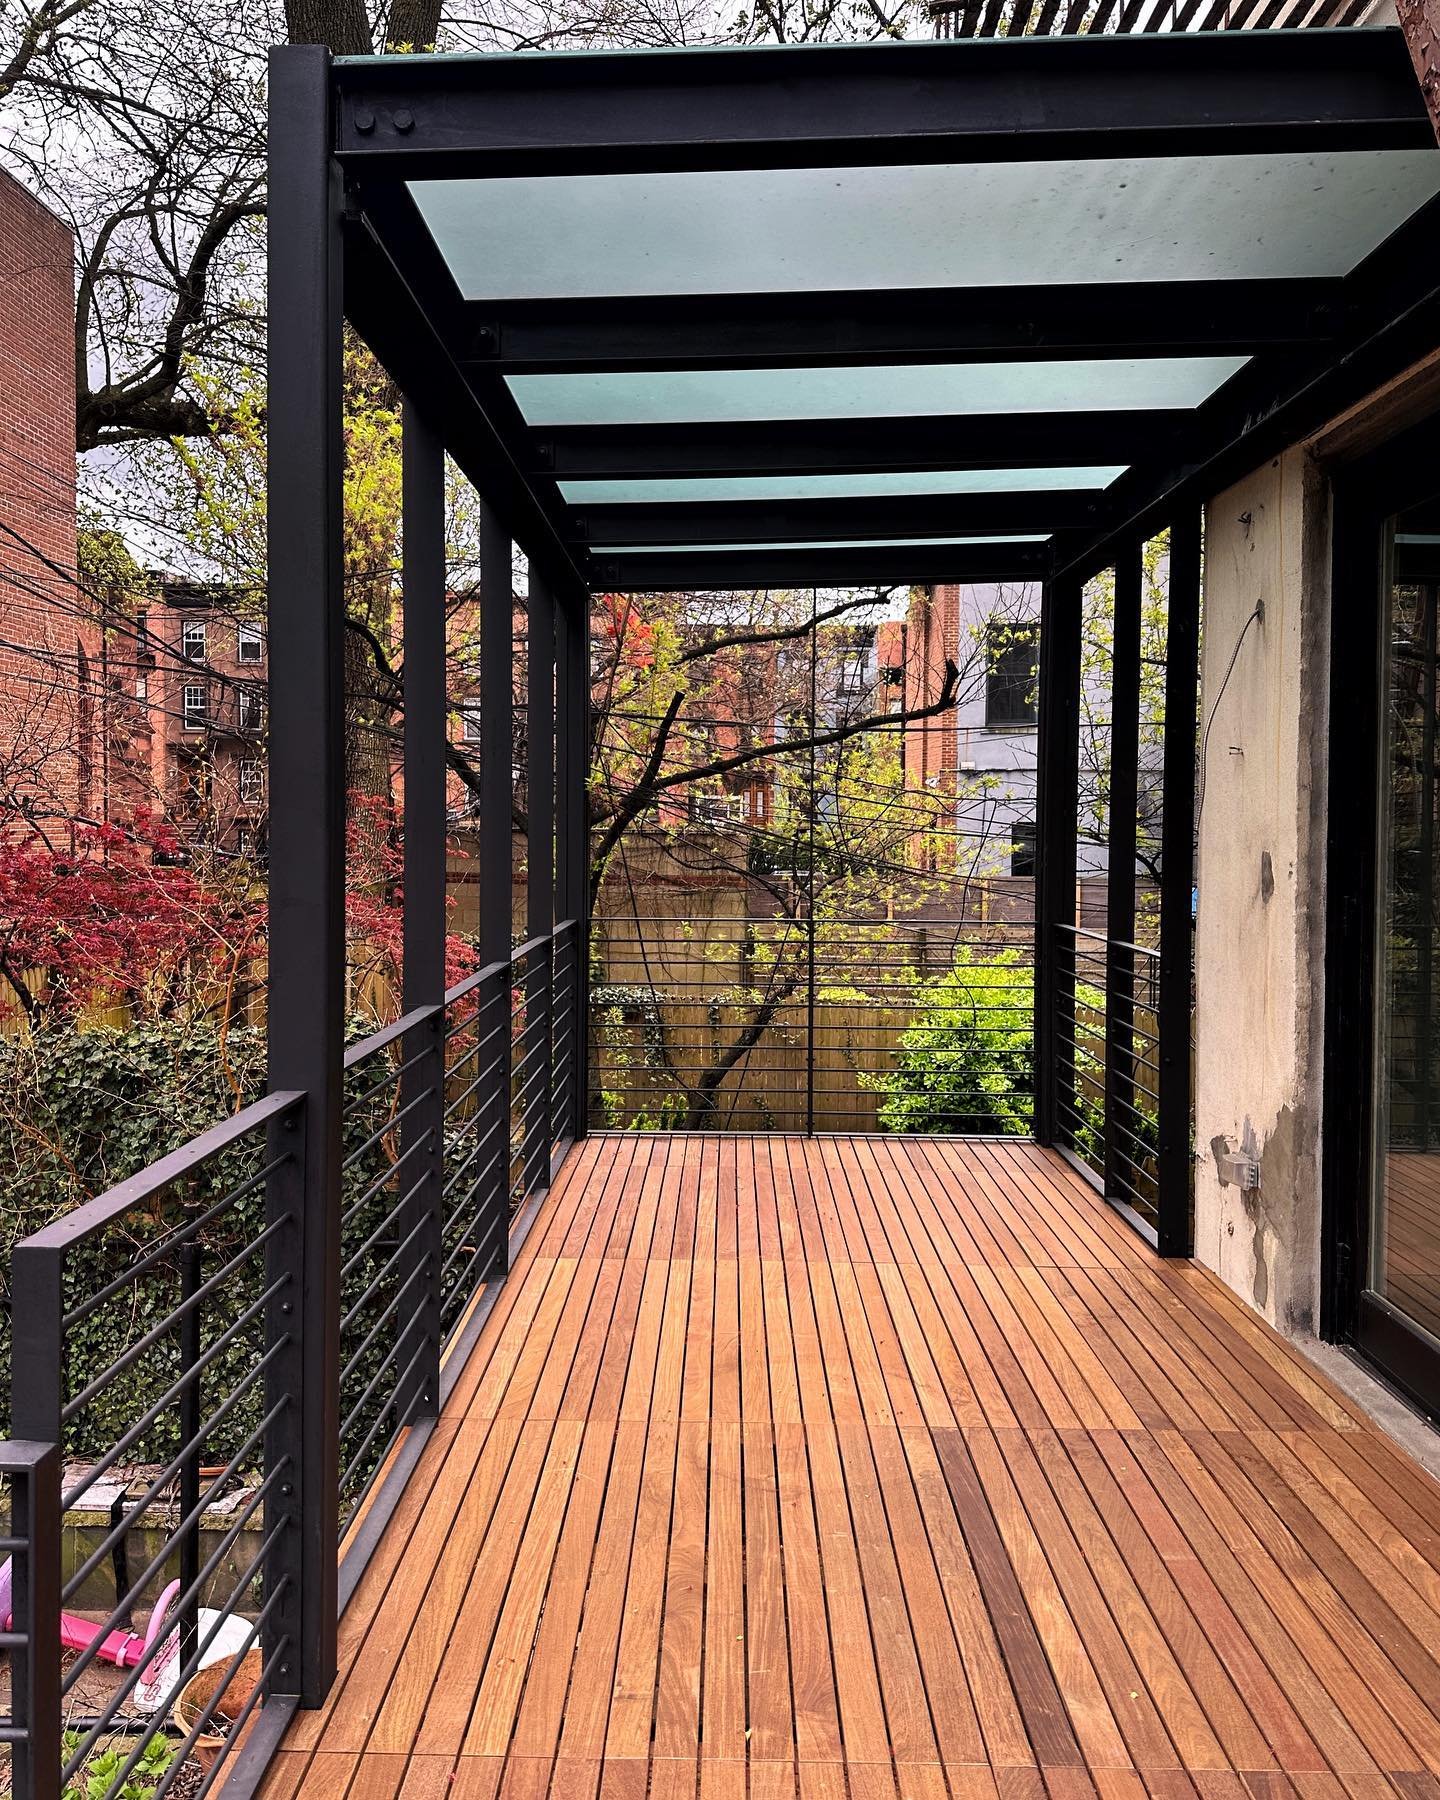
[1322, 409, 1440, 1420]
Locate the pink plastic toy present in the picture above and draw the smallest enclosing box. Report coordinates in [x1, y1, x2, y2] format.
[0, 1559, 181, 1669]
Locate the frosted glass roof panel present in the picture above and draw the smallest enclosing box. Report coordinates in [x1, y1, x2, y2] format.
[560, 467, 1127, 504]
[411, 153, 1440, 300]
[595, 534, 1048, 553]
[510, 359, 1245, 425]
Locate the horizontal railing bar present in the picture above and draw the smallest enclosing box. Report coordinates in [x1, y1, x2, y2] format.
[63, 1152, 290, 1330]
[64, 1218, 291, 1421]
[341, 1172, 430, 1282]
[150, 1608, 286, 1800]
[342, 1122, 436, 1229]
[444, 957, 510, 1009]
[340, 1254, 431, 1381]
[17, 1090, 303, 1253]
[340, 1295, 433, 1443]
[442, 1113, 506, 1198]
[342, 1085, 433, 1174]
[64, 1347, 286, 1598]
[344, 1004, 442, 1073]
[62, 1284, 290, 1507]
[340, 1336, 430, 1500]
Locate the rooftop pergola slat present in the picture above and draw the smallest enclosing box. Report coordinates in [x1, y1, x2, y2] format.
[330, 24, 1440, 593]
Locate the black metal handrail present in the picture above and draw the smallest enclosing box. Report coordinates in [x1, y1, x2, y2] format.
[3, 1089, 304, 1800]
[0, 914, 585, 1800]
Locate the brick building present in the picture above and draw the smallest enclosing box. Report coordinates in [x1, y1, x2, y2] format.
[130, 582, 270, 857]
[0, 165, 92, 839]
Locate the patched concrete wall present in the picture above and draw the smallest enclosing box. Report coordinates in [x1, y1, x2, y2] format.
[1194, 448, 1331, 1332]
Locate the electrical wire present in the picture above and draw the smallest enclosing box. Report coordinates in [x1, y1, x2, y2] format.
[1194, 598, 1264, 831]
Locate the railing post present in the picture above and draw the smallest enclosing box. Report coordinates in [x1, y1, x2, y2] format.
[265, 41, 344, 1702]
[1034, 570, 1082, 1146]
[0, 1439, 60, 1800]
[479, 500, 514, 1274]
[400, 402, 447, 1415]
[555, 584, 591, 1141]
[1157, 506, 1202, 1257]
[525, 572, 556, 1197]
[1105, 539, 1143, 1203]
[7, 1240, 63, 1800]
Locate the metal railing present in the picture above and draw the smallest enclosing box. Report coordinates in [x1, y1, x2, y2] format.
[0, 915, 582, 1800]
[2, 1089, 303, 1800]
[591, 915, 1035, 1135]
[1053, 921, 1162, 1228]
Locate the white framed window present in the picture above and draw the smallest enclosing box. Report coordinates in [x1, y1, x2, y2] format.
[135, 674, 148, 703]
[182, 683, 208, 730]
[182, 619, 207, 663]
[459, 699, 482, 743]
[237, 623, 263, 664]
[238, 686, 264, 732]
[239, 760, 264, 805]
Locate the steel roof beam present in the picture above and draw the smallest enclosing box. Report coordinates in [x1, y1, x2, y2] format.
[536, 412, 1191, 480]
[466, 280, 1348, 374]
[331, 28, 1432, 177]
[568, 490, 1102, 546]
[593, 541, 1053, 590]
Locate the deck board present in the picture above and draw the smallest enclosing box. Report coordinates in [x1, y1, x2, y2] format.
[264, 1135, 1440, 1800]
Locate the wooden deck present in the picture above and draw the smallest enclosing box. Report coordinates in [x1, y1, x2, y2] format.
[261, 1134, 1440, 1800]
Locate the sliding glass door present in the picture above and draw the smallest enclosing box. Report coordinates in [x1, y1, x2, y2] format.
[1328, 419, 1440, 1418]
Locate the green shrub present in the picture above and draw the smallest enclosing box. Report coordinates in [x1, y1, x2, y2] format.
[866, 947, 1034, 1136]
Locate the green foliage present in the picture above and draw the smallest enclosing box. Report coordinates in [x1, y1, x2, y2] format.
[866, 947, 1034, 1136]
[62, 1728, 175, 1800]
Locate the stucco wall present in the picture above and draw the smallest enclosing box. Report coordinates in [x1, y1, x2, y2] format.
[1193, 448, 1331, 1332]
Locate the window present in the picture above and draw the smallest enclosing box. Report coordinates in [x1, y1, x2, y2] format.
[135, 674, 147, 703]
[238, 686, 265, 732]
[459, 700, 482, 743]
[182, 683, 208, 730]
[985, 622, 1038, 728]
[1010, 820, 1037, 877]
[182, 619, 207, 663]
[239, 761, 264, 805]
[690, 791, 741, 826]
[237, 623, 264, 663]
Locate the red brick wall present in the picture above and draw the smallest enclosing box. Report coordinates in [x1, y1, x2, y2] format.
[0, 166, 85, 835]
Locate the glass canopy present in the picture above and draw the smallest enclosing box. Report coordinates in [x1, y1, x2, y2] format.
[559, 468, 1128, 504]
[411, 152, 1440, 300]
[591, 533, 1051, 553]
[508, 358, 1249, 426]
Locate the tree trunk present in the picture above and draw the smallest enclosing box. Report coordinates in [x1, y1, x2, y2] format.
[285, 0, 375, 53]
[387, 0, 443, 48]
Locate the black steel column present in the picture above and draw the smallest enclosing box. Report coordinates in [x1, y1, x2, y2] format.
[265, 41, 344, 1703]
[555, 584, 591, 1141]
[1034, 571, 1082, 1147]
[479, 500, 513, 1271]
[1156, 507, 1202, 1257]
[524, 571, 556, 1196]
[1104, 540, 1143, 1208]
[400, 404, 446, 1412]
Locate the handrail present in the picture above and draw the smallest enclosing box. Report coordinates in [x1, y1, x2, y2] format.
[14, 1088, 304, 1253]
[344, 1002, 442, 1071]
